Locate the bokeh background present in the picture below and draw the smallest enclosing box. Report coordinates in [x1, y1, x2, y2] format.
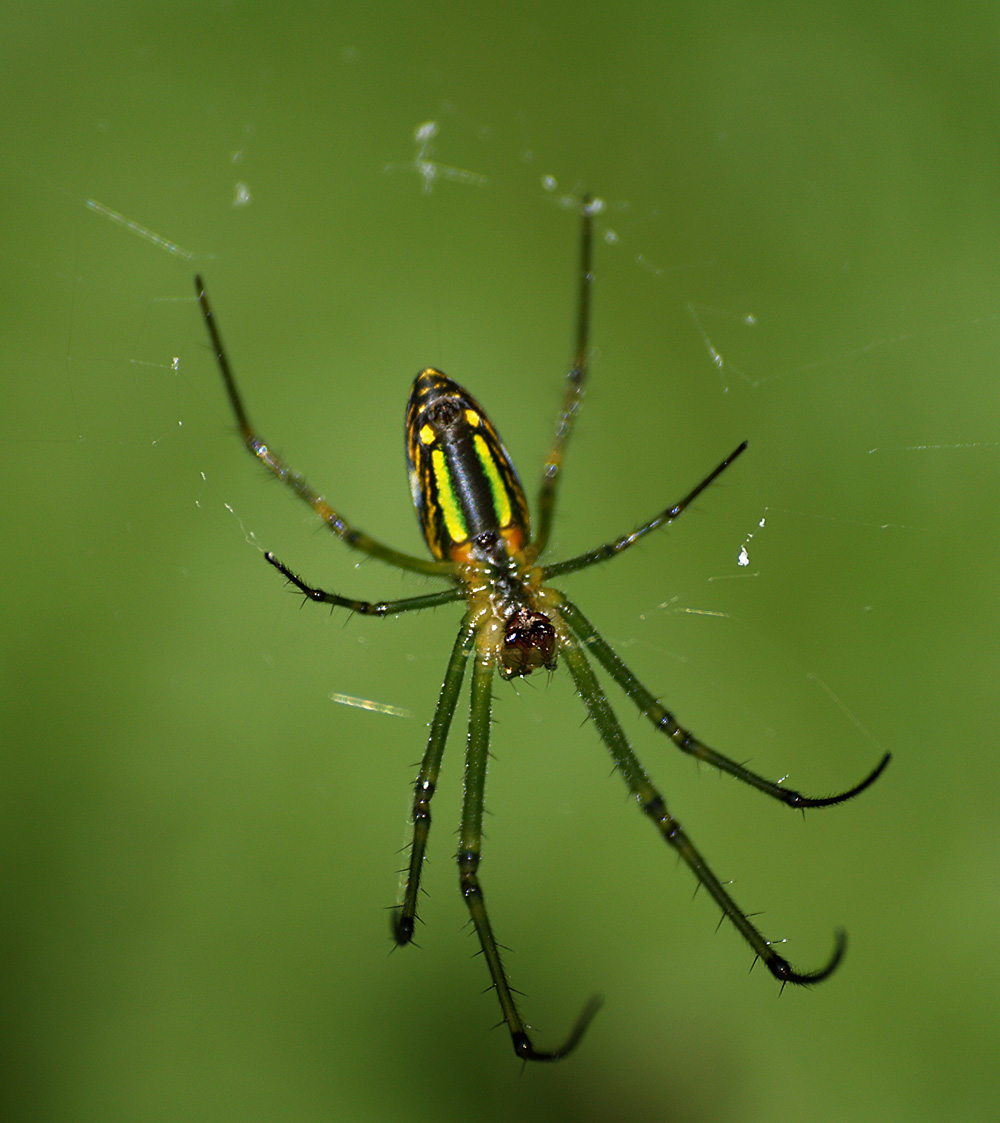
[4, 3, 998, 1121]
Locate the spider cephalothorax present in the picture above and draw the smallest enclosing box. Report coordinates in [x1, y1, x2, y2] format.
[195, 195, 889, 1062]
[500, 605, 557, 678]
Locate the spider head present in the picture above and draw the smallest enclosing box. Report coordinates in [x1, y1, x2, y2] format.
[500, 606, 557, 679]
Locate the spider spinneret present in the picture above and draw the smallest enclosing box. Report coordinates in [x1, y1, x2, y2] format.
[195, 194, 889, 1063]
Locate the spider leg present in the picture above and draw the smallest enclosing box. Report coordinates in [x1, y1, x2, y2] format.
[555, 614, 848, 985]
[529, 195, 596, 562]
[458, 645, 601, 1060]
[393, 619, 476, 945]
[265, 552, 465, 615]
[557, 597, 890, 807]
[195, 276, 453, 577]
[542, 440, 747, 581]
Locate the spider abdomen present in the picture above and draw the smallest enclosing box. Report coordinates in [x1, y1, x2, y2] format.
[405, 369, 530, 563]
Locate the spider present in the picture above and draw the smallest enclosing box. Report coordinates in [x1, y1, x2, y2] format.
[194, 196, 889, 1062]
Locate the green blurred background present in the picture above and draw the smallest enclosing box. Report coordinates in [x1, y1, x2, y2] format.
[3, 2, 998, 1120]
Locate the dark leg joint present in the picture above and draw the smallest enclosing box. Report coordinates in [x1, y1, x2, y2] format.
[411, 779, 434, 819]
[457, 848, 481, 896]
[640, 793, 668, 822]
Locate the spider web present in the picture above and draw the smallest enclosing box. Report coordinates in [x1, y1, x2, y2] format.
[3, 6, 997, 1121]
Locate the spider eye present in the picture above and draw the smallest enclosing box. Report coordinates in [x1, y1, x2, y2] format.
[500, 607, 557, 679]
[426, 397, 461, 429]
[472, 530, 506, 566]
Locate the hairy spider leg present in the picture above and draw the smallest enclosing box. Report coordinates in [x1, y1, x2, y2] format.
[558, 599, 891, 809]
[196, 192, 890, 1063]
[551, 596, 888, 984]
[195, 276, 455, 579]
[529, 195, 597, 561]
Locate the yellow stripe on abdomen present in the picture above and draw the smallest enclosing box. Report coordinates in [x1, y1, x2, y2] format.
[431, 447, 467, 544]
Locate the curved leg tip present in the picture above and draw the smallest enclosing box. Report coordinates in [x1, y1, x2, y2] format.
[511, 995, 603, 1062]
[768, 929, 847, 986]
[792, 752, 892, 809]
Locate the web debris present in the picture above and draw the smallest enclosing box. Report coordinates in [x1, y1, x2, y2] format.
[868, 439, 1000, 454]
[86, 199, 196, 261]
[805, 671, 885, 754]
[329, 691, 412, 719]
[735, 516, 766, 570]
[686, 303, 758, 393]
[385, 121, 488, 194]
